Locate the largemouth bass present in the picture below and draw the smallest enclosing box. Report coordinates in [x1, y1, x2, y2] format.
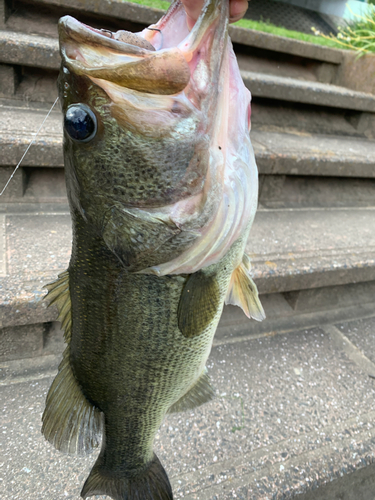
[42, 1, 265, 499]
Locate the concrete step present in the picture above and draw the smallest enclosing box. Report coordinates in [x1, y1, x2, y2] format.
[2, 316, 375, 499]
[2, 104, 375, 204]
[0, 30, 59, 70]
[259, 175, 375, 209]
[0, 104, 62, 167]
[251, 99, 368, 139]
[1, 206, 374, 332]
[252, 130, 375, 178]
[249, 207, 375, 293]
[242, 71, 375, 112]
[2, 102, 375, 204]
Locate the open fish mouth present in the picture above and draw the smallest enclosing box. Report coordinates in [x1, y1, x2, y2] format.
[57, 0, 258, 277]
[58, 0, 228, 96]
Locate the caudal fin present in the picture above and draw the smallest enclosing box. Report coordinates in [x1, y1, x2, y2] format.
[81, 453, 173, 500]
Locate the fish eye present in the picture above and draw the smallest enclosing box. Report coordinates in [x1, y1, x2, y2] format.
[64, 104, 97, 142]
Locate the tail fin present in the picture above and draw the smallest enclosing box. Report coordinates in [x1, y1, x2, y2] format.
[81, 453, 173, 500]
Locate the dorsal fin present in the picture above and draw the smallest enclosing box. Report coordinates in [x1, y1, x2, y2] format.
[225, 254, 265, 322]
[42, 271, 104, 455]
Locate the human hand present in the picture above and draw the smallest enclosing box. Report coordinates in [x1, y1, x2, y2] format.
[181, 0, 248, 29]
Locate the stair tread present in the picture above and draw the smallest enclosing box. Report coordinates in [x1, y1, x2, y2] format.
[1, 104, 375, 176]
[1, 206, 374, 326]
[251, 129, 375, 177]
[0, 30, 59, 69]
[249, 207, 375, 292]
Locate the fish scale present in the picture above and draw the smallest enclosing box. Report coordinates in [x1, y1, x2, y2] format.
[70, 209, 237, 493]
[41, 0, 265, 498]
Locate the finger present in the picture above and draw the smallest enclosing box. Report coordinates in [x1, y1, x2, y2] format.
[182, 0, 249, 29]
[181, 0, 204, 29]
[229, 0, 249, 23]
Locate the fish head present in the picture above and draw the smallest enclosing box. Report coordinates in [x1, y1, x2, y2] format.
[58, 0, 229, 221]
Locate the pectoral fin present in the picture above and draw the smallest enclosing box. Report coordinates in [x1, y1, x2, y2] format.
[225, 254, 266, 321]
[168, 369, 215, 413]
[178, 271, 221, 338]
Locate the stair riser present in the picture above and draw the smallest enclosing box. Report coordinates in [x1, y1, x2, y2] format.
[0, 63, 16, 96]
[252, 99, 365, 137]
[0, 166, 25, 199]
[0, 321, 64, 362]
[243, 73, 375, 113]
[236, 47, 339, 85]
[0, 0, 9, 28]
[259, 175, 375, 209]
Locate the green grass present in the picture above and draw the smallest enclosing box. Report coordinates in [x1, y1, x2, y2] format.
[233, 18, 343, 49]
[121, 0, 348, 51]
[123, 0, 170, 10]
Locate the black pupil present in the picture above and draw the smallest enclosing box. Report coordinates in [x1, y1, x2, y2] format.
[65, 105, 95, 141]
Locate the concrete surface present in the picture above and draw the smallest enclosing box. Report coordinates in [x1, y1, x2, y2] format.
[229, 25, 342, 64]
[0, 0, 8, 29]
[29, 0, 163, 27]
[259, 175, 375, 208]
[0, 64, 16, 97]
[0, 30, 59, 70]
[250, 100, 361, 137]
[335, 51, 375, 97]
[251, 131, 375, 178]
[0, 104, 63, 167]
[242, 71, 375, 112]
[2, 318, 375, 499]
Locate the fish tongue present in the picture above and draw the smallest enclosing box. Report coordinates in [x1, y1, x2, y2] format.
[113, 30, 156, 51]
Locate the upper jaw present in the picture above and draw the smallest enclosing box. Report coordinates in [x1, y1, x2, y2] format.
[58, 16, 153, 59]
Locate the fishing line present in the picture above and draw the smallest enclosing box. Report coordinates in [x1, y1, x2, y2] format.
[0, 96, 60, 197]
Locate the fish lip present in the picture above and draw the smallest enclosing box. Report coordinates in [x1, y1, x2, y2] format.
[58, 15, 152, 60]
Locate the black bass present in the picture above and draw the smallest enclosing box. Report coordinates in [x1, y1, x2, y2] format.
[42, 1, 265, 499]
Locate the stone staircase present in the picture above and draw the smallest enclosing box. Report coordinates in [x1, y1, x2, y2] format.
[1, 0, 375, 498]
